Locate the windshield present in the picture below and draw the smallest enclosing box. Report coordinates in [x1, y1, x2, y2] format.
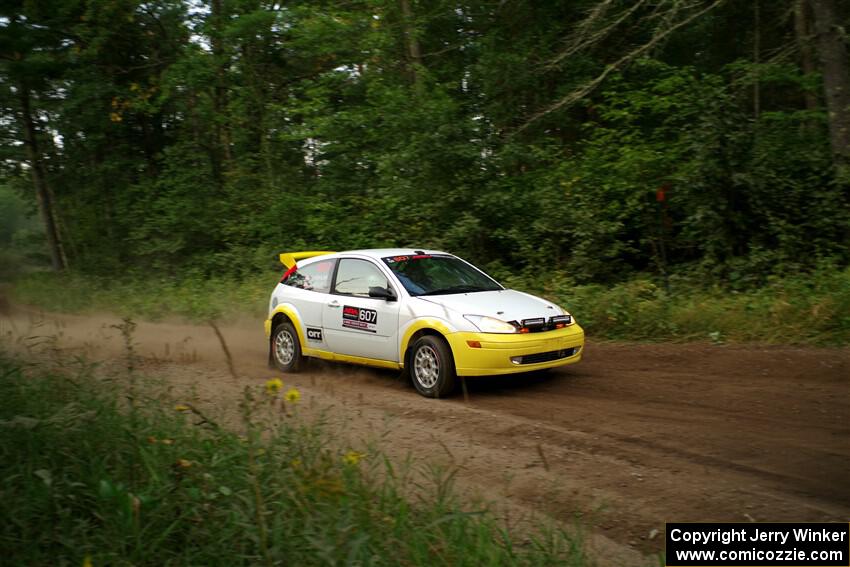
[382, 254, 503, 296]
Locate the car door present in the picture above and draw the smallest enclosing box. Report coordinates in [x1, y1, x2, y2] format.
[322, 257, 401, 361]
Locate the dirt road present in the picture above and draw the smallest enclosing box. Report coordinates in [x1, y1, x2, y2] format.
[3, 306, 848, 565]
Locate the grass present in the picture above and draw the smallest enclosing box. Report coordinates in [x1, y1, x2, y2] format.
[0, 348, 588, 566]
[10, 265, 850, 345]
[9, 270, 273, 321]
[549, 267, 850, 345]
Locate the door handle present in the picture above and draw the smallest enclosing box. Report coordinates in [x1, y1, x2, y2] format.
[327, 300, 340, 308]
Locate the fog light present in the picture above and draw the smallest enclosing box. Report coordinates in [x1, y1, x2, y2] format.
[550, 315, 572, 325]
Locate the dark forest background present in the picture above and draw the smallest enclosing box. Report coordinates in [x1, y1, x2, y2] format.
[2, 0, 849, 291]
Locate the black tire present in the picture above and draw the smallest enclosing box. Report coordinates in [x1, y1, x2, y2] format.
[270, 321, 303, 373]
[409, 335, 456, 398]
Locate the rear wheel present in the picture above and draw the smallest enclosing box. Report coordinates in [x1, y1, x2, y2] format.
[271, 321, 303, 373]
[409, 335, 456, 398]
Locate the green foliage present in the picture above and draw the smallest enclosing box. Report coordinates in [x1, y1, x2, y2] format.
[0, 184, 46, 280]
[11, 271, 273, 321]
[11, 265, 850, 345]
[1, 0, 848, 299]
[550, 265, 850, 345]
[0, 351, 587, 565]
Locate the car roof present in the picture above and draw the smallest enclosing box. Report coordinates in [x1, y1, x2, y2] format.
[303, 248, 449, 263]
[344, 248, 447, 259]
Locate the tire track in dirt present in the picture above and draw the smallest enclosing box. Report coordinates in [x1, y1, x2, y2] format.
[2, 305, 848, 565]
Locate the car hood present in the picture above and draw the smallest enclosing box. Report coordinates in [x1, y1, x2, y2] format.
[417, 289, 562, 322]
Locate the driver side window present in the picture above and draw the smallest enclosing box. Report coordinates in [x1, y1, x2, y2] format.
[334, 259, 389, 297]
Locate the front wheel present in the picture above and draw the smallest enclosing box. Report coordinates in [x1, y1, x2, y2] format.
[271, 322, 303, 373]
[409, 336, 456, 398]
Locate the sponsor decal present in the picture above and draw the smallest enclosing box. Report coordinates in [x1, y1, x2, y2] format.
[306, 327, 323, 341]
[342, 305, 378, 333]
[387, 254, 430, 263]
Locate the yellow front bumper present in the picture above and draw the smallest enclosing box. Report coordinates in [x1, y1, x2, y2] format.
[446, 324, 585, 376]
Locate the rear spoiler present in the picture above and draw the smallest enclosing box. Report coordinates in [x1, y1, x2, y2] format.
[278, 251, 335, 270]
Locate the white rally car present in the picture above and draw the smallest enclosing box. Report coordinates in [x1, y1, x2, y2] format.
[265, 249, 584, 397]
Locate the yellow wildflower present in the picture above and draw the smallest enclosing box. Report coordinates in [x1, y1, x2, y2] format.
[284, 387, 301, 403]
[265, 378, 284, 395]
[82, 555, 93, 567]
[290, 458, 302, 468]
[174, 404, 190, 412]
[109, 112, 123, 123]
[343, 451, 365, 466]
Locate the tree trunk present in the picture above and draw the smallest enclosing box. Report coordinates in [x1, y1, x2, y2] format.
[18, 80, 66, 271]
[210, 0, 232, 183]
[809, 0, 850, 170]
[400, 0, 423, 87]
[753, 0, 761, 119]
[794, 0, 818, 114]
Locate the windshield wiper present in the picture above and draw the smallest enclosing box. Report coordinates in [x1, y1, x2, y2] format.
[418, 285, 492, 296]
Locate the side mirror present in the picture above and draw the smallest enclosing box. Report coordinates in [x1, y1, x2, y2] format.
[368, 286, 396, 301]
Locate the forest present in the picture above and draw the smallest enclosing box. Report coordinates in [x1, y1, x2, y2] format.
[0, 5, 850, 567]
[2, 5, 850, 564]
[1, 0, 849, 332]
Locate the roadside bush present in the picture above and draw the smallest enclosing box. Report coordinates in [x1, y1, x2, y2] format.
[10, 264, 849, 345]
[552, 265, 850, 344]
[11, 271, 273, 321]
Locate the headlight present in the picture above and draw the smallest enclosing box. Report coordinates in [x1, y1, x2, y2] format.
[463, 315, 517, 333]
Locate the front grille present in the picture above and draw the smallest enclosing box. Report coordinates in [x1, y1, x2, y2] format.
[512, 347, 580, 365]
